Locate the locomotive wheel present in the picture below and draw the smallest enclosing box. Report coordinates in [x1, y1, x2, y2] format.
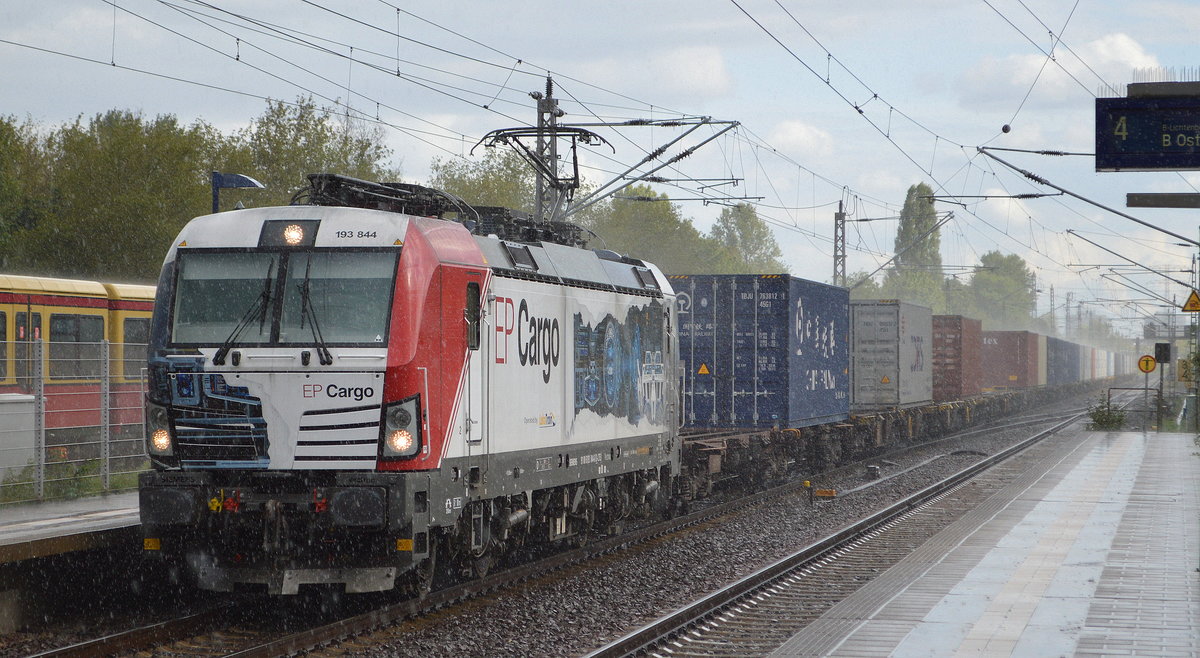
[414, 550, 436, 597]
[473, 553, 494, 578]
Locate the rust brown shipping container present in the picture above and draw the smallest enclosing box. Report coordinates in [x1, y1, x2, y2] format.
[933, 315, 982, 401]
[981, 330, 1039, 389]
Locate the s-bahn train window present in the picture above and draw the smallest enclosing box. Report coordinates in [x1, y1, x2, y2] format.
[15, 312, 41, 389]
[49, 313, 104, 379]
[279, 251, 397, 345]
[123, 317, 150, 379]
[0, 312, 6, 379]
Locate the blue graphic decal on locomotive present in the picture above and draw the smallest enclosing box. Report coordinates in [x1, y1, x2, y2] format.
[149, 356, 270, 468]
[573, 299, 665, 425]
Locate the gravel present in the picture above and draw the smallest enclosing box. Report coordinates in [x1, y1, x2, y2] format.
[323, 402, 1091, 657]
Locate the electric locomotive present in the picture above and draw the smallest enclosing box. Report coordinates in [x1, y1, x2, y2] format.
[139, 174, 679, 594]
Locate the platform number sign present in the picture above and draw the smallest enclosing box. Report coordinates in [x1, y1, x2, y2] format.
[1138, 355, 1157, 374]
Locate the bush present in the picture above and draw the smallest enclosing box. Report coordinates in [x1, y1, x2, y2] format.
[1087, 399, 1125, 431]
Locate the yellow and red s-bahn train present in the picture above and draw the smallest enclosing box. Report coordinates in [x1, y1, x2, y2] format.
[0, 274, 156, 440]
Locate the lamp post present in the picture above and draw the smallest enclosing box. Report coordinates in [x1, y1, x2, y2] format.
[211, 172, 265, 214]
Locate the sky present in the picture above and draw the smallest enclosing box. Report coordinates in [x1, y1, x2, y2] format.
[4, 0, 1200, 338]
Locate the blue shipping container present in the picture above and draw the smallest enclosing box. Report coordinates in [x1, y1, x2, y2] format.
[1046, 336, 1081, 386]
[671, 274, 849, 429]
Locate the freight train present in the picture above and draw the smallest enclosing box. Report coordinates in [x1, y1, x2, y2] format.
[138, 173, 1131, 596]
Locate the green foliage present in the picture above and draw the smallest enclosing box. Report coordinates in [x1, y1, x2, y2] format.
[227, 97, 398, 208]
[966, 251, 1037, 329]
[884, 183, 945, 311]
[0, 456, 144, 504]
[429, 148, 535, 211]
[1086, 398, 1126, 430]
[0, 97, 399, 282]
[585, 185, 714, 274]
[708, 203, 788, 274]
[847, 270, 882, 298]
[0, 116, 52, 245]
[2, 110, 213, 281]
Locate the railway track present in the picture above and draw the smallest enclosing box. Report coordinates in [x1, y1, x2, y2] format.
[27, 397, 1114, 657]
[584, 396, 1136, 657]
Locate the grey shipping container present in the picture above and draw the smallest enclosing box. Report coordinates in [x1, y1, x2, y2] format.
[933, 315, 982, 401]
[850, 300, 933, 410]
[671, 274, 849, 429]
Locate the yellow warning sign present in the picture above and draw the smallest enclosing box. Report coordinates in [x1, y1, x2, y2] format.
[880, 375, 891, 384]
[1183, 290, 1200, 312]
[697, 363, 710, 375]
[1138, 355, 1156, 374]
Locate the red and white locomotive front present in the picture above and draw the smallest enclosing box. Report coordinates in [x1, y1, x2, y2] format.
[140, 185, 678, 595]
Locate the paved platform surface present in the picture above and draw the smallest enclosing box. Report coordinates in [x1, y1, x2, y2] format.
[0, 491, 138, 562]
[773, 431, 1200, 657]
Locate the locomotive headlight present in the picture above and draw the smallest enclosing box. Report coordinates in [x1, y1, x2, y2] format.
[380, 396, 421, 458]
[145, 401, 174, 456]
[282, 224, 304, 245]
[150, 429, 172, 453]
[386, 429, 414, 454]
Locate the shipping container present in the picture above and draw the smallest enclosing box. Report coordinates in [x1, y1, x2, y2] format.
[932, 315, 982, 401]
[1036, 334, 1048, 386]
[1046, 336, 1080, 385]
[850, 300, 932, 410]
[982, 330, 1039, 389]
[672, 274, 849, 429]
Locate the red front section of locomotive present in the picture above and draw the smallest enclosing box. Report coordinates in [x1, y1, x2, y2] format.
[379, 216, 489, 472]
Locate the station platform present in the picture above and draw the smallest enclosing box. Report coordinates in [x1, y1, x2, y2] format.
[0, 491, 139, 563]
[773, 431, 1200, 657]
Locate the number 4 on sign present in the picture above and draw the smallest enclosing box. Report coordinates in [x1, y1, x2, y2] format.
[1183, 290, 1200, 312]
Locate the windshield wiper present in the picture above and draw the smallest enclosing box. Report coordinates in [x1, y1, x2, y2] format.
[298, 257, 334, 366]
[213, 260, 275, 365]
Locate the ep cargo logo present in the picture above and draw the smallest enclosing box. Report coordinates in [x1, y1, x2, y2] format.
[303, 384, 375, 401]
[494, 297, 561, 383]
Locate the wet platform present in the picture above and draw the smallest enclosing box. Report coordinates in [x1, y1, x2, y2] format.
[772, 431, 1200, 657]
[0, 491, 139, 563]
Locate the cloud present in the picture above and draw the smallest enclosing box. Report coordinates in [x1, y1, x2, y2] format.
[958, 33, 1160, 109]
[576, 46, 732, 101]
[767, 120, 834, 160]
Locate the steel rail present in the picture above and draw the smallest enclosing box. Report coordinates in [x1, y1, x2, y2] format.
[27, 396, 1110, 657]
[582, 412, 1087, 657]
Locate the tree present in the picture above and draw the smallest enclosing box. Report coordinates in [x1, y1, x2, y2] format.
[0, 116, 52, 249]
[708, 203, 787, 273]
[587, 185, 713, 274]
[0, 98, 401, 281]
[884, 183, 945, 311]
[224, 97, 399, 208]
[3, 110, 213, 281]
[967, 251, 1036, 329]
[428, 148, 535, 211]
[847, 270, 883, 298]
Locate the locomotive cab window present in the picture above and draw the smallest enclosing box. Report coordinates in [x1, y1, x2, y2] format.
[49, 314, 104, 378]
[279, 251, 397, 344]
[171, 248, 398, 347]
